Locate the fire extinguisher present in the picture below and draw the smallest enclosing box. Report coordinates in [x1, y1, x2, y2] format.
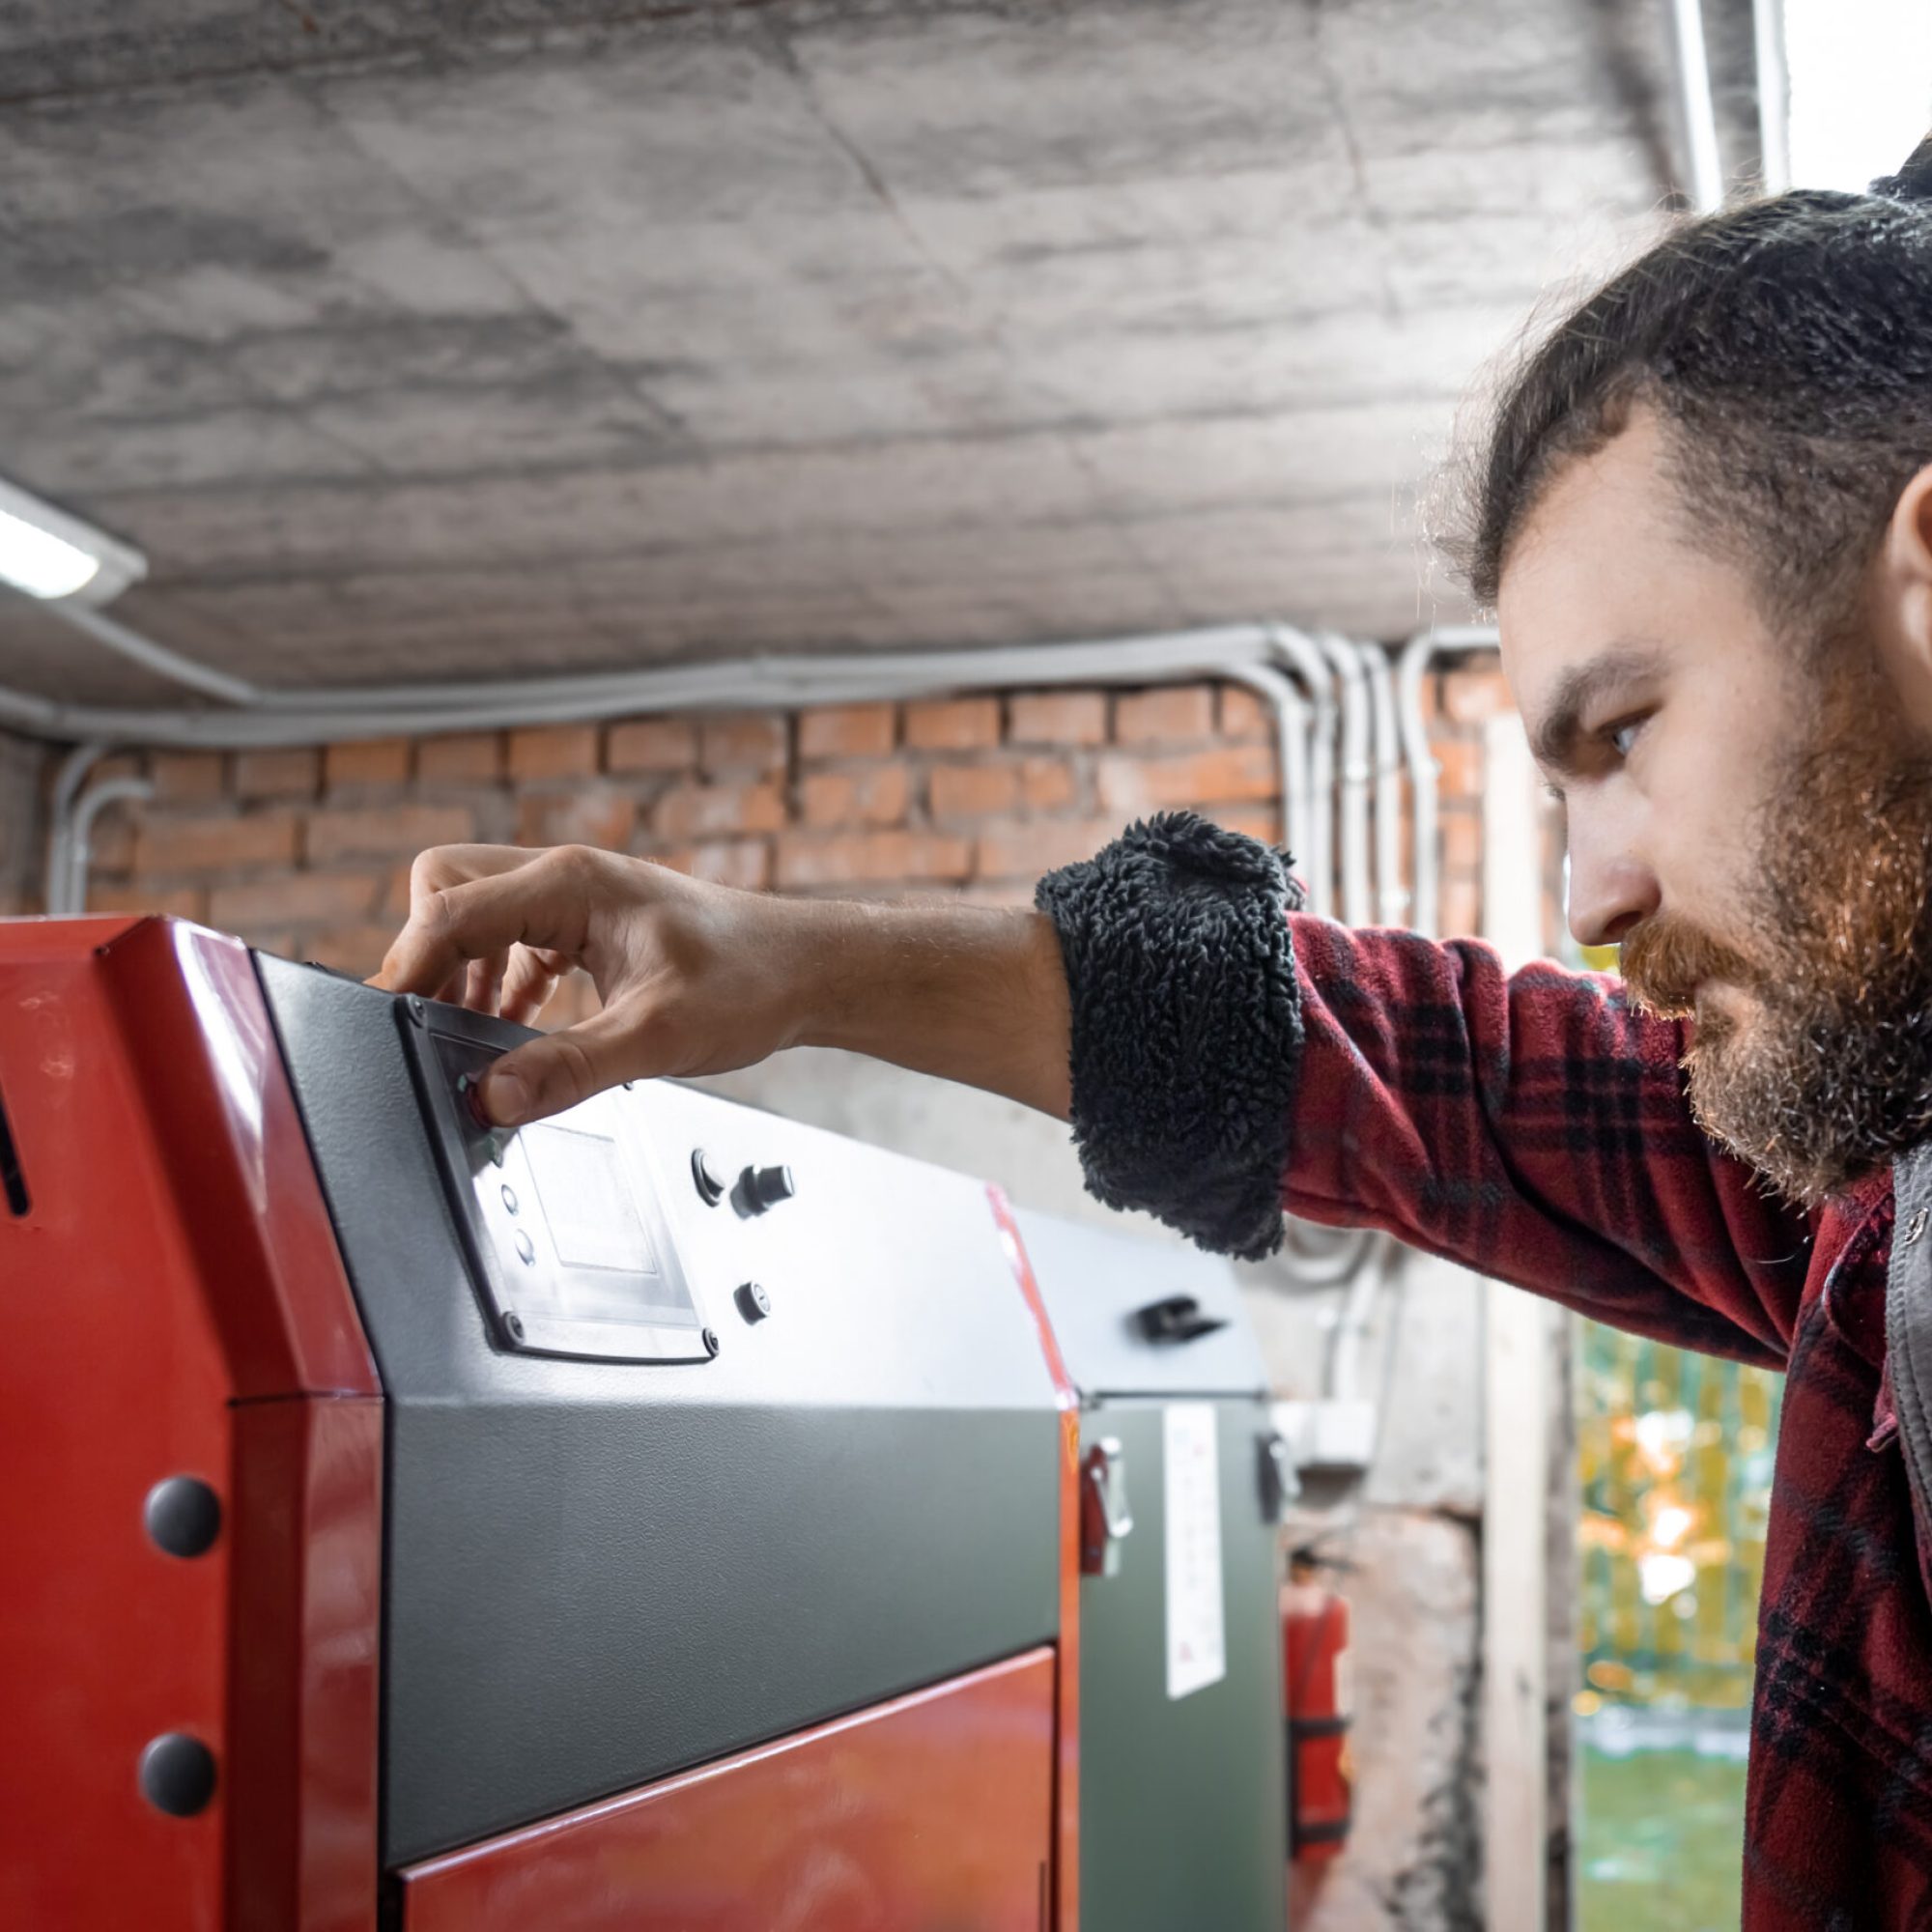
[1283, 1548, 1352, 1861]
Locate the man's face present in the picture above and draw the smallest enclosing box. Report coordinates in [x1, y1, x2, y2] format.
[1497, 411, 1932, 1205]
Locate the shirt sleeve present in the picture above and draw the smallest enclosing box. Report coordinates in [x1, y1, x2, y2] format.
[1284, 912, 1805, 1366]
[1037, 812, 1808, 1367]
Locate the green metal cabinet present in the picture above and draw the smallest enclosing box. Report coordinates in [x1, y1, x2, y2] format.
[1018, 1212, 1291, 1932]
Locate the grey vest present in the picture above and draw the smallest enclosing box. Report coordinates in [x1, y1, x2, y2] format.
[1887, 1144, 1932, 1537]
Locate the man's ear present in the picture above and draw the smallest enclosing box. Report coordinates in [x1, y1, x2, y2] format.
[1878, 465, 1932, 722]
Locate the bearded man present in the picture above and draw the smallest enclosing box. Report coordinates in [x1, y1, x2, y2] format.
[379, 141, 1932, 1926]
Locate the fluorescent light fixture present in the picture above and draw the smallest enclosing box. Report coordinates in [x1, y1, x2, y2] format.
[1782, 0, 1932, 191]
[0, 474, 146, 607]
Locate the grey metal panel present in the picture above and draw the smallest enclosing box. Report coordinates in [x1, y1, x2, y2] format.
[1076, 1399, 1289, 1932]
[256, 958, 1063, 1865]
[1013, 1207, 1270, 1400]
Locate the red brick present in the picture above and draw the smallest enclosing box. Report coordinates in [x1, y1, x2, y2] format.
[326, 738, 412, 790]
[84, 753, 144, 788]
[1432, 733, 1483, 804]
[699, 714, 787, 776]
[1114, 686, 1214, 745]
[904, 697, 1000, 752]
[974, 817, 1122, 880]
[88, 811, 137, 874]
[1213, 807, 1282, 845]
[929, 762, 1021, 819]
[1095, 745, 1277, 816]
[606, 718, 697, 776]
[516, 790, 637, 851]
[1440, 806, 1483, 874]
[148, 752, 227, 805]
[799, 704, 896, 760]
[1217, 686, 1274, 741]
[1021, 757, 1078, 813]
[774, 829, 973, 890]
[209, 871, 384, 931]
[653, 781, 786, 842]
[1438, 874, 1483, 939]
[305, 802, 475, 866]
[234, 747, 321, 801]
[507, 724, 598, 782]
[417, 731, 504, 784]
[659, 840, 774, 891]
[798, 765, 910, 829]
[135, 810, 300, 876]
[1439, 658, 1513, 724]
[87, 881, 209, 922]
[302, 924, 397, 977]
[1006, 691, 1107, 748]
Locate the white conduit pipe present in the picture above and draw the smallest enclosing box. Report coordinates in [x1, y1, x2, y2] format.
[1318, 633, 1373, 929]
[13, 620, 1351, 926]
[1670, 0, 1726, 214]
[43, 740, 110, 924]
[1263, 624, 1338, 918]
[1360, 640, 1406, 926]
[1752, 0, 1791, 193]
[43, 597, 264, 708]
[1, 624, 1290, 748]
[1395, 622, 1501, 936]
[56, 775, 155, 917]
[1221, 665, 1312, 857]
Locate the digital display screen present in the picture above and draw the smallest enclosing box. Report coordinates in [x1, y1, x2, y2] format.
[524, 1124, 658, 1275]
[519, 1123, 697, 1329]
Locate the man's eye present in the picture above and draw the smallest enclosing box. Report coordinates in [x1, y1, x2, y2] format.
[1607, 716, 1647, 759]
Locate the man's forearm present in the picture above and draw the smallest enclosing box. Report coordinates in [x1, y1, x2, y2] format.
[794, 901, 1073, 1121]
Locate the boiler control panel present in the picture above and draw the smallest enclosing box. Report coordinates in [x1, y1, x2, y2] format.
[402, 1001, 714, 1364]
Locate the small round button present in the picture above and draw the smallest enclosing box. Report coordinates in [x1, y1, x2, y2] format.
[500, 1183, 519, 1215]
[144, 1477, 222, 1560]
[513, 1230, 536, 1265]
[736, 1281, 772, 1323]
[692, 1149, 726, 1207]
[140, 1733, 217, 1818]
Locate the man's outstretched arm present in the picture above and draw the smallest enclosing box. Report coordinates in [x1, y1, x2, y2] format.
[379, 817, 1811, 1364]
[374, 840, 1073, 1124]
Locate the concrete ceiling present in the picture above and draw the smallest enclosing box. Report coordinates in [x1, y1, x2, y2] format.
[0, 0, 1753, 706]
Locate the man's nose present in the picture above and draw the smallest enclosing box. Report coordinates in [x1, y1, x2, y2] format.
[1566, 835, 1661, 950]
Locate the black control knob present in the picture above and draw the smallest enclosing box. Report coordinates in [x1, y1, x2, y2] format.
[736, 1281, 773, 1323]
[733, 1163, 796, 1217]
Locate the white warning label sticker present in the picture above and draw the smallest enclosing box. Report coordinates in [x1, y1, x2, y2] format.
[1163, 1402, 1227, 1700]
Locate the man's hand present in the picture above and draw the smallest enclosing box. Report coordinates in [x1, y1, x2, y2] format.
[373, 842, 1072, 1128]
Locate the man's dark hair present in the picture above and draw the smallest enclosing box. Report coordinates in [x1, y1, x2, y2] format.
[1461, 133, 1932, 624]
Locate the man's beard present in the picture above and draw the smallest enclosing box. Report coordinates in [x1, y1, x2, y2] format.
[1620, 665, 1932, 1208]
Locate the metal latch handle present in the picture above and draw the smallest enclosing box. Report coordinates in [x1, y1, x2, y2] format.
[1081, 1437, 1134, 1577]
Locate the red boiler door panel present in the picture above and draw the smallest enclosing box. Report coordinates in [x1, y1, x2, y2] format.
[397, 1647, 1061, 1932]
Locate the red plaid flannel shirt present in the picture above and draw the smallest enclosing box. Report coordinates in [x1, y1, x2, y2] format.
[1283, 915, 1932, 1930]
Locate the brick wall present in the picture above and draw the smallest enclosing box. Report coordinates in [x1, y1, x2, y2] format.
[44, 656, 1512, 982]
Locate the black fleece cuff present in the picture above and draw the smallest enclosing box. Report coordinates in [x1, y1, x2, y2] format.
[1034, 810, 1305, 1261]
